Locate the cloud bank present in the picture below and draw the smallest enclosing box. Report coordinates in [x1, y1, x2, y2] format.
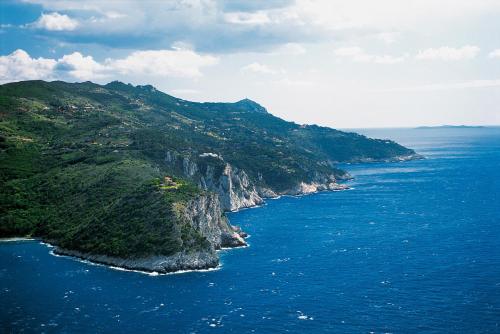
[18, 0, 500, 53]
[0, 50, 57, 82]
[0, 49, 218, 83]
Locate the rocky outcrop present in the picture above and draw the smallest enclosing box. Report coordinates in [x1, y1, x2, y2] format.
[182, 157, 198, 177]
[165, 151, 268, 211]
[53, 248, 219, 274]
[283, 173, 350, 195]
[285, 181, 349, 195]
[176, 193, 247, 249]
[198, 163, 266, 211]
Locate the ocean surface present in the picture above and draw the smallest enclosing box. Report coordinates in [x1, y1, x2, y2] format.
[1, 127, 500, 333]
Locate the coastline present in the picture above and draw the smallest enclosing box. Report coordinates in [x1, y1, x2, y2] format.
[48, 183, 351, 274]
[338, 153, 424, 164]
[50, 246, 223, 276]
[51, 247, 220, 275]
[0, 183, 351, 275]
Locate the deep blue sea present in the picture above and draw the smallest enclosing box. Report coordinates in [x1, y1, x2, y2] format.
[2, 127, 500, 333]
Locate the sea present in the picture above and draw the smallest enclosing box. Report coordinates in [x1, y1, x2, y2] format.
[1, 127, 499, 333]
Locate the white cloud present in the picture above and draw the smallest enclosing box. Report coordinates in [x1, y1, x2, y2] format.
[375, 32, 401, 45]
[374, 79, 500, 92]
[416, 46, 480, 61]
[104, 11, 127, 19]
[335, 45, 480, 64]
[57, 52, 106, 80]
[224, 11, 271, 25]
[109, 49, 218, 78]
[273, 78, 314, 86]
[241, 62, 280, 75]
[0, 48, 218, 83]
[334, 47, 364, 57]
[32, 12, 79, 31]
[0, 49, 56, 83]
[334, 47, 406, 64]
[287, 0, 500, 32]
[488, 49, 500, 58]
[271, 43, 307, 55]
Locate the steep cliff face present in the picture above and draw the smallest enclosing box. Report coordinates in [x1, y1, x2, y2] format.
[176, 193, 247, 249]
[164, 150, 349, 212]
[198, 164, 267, 211]
[165, 151, 269, 211]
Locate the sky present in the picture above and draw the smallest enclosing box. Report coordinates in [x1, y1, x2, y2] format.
[1, 0, 500, 128]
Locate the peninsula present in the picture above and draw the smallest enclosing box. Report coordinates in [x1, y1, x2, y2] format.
[0, 80, 419, 273]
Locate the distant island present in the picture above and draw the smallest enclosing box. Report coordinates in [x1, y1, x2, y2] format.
[0, 80, 420, 273]
[415, 125, 485, 129]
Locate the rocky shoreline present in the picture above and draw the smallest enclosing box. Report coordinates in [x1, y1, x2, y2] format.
[45, 181, 349, 274]
[341, 153, 424, 163]
[52, 247, 221, 274]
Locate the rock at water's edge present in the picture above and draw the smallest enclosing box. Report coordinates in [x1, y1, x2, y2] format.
[53, 248, 219, 274]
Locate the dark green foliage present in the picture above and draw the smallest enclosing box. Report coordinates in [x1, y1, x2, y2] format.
[0, 80, 416, 257]
[0, 159, 204, 257]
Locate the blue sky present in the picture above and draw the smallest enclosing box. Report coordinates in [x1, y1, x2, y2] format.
[1, 0, 500, 127]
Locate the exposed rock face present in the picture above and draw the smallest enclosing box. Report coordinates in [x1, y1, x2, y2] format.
[183, 157, 198, 177]
[54, 248, 219, 274]
[285, 181, 349, 195]
[284, 173, 349, 195]
[199, 164, 265, 211]
[165, 151, 268, 211]
[139, 150, 355, 273]
[177, 193, 247, 249]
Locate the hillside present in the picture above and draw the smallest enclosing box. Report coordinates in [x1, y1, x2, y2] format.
[0, 80, 418, 272]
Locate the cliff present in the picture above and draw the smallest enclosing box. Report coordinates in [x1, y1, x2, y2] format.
[49, 170, 348, 273]
[175, 193, 247, 248]
[166, 150, 351, 212]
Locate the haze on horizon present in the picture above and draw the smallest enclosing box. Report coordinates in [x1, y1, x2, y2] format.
[1, 0, 500, 128]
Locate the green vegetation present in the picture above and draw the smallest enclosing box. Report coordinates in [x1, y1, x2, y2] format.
[0, 80, 416, 258]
